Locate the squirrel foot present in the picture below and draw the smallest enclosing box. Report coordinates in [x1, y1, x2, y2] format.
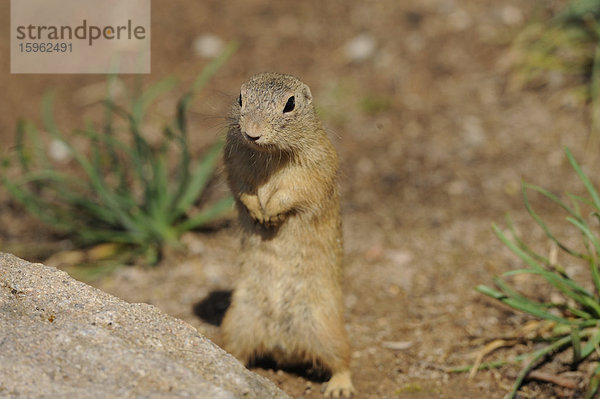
[321, 370, 354, 399]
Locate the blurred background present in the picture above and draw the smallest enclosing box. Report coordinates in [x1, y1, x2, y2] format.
[1, 1, 599, 398]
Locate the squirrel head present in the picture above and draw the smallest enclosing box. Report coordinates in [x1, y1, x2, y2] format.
[229, 72, 321, 153]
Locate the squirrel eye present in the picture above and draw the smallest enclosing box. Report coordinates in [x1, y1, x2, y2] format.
[283, 96, 295, 113]
[238, 93, 242, 107]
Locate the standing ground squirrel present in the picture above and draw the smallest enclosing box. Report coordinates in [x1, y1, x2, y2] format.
[222, 72, 355, 398]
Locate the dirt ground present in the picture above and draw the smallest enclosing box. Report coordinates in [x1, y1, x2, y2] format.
[1, 1, 599, 398]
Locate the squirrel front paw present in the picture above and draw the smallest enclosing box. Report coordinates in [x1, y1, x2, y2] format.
[246, 206, 263, 224]
[250, 210, 286, 227]
[263, 212, 286, 227]
[239, 192, 287, 227]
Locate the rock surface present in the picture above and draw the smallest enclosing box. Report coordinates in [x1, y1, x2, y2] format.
[0, 252, 290, 399]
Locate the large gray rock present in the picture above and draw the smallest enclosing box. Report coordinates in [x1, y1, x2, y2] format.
[0, 252, 291, 399]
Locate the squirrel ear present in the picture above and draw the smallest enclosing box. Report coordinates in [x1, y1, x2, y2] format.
[302, 85, 312, 103]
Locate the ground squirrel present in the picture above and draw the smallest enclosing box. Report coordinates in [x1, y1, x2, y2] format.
[222, 72, 354, 398]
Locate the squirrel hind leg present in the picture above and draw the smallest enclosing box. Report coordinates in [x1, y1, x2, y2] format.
[305, 318, 354, 398]
[221, 307, 264, 365]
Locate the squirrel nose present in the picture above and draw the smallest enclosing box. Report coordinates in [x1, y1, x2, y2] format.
[242, 122, 262, 141]
[244, 131, 261, 141]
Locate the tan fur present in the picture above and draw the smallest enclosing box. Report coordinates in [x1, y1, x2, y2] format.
[222, 72, 354, 398]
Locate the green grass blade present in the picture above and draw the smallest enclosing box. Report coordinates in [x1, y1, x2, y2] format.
[493, 276, 529, 302]
[504, 214, 560, 269]
[506, 335, 574, 399]
[502, 267, 600, 317]
[13, 170, 119, 226]
[15, 119, 29, 171]
[569, 193, 597, 210]
[168, 42, 237, 214]
[476, 284, 504, 300]
[129, 123, 152, 188]
[42, 91, 64, 139]
[171, 139, 225, 221]
[586, 362, 600, 399]
[76, 154, 139, 231]
[175, 41, 238, 133]
[176, 195, 233, 233]
[567, 217, 600, 295]
[131, 76, 178, 122]
[52, 133, 141, 235]
[582, 329, 600, 360]
[493, 224, 545, 271]
[78, 228, 147, 246]
[102, 76, 126, 184]
[147, 154, 170, 225]
[477, 280, 574, 325]
[565, 147, 600, 210]
[501, 296, 573, 324]
[76, 124, 137, 202]
[15, 119, 49, 172]
[522, 183, 586, 259]
[524, 183, 580, 218]
[191, 41, 238, 97]
[490, 225, 597, 317]
[1, 177, 75, 231]
[503, 267, 595, 299]
[102, 98, 153, 190]
[451, 352, 530, 373]
[102, 98, 135, 122]
[591, 42, 600, 140]
[166, 125, 191, 215]
[573, 326, 582, 363]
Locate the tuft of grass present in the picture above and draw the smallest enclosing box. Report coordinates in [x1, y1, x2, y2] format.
[510, 1, 600, 89]
[461, 148, 600, 398]
[510, 0, 600, 137]
[1, 42, 238, 264]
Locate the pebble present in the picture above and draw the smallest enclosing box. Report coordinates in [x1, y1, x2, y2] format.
[344, 33, 377, 62]
[500, 5, 523, 26]
[193, 34, 225, 59]
[382, 341, 414, 351]
[48, 139, 71, 162]
[385, 250, 413, 266]
[447, 9, 472, 31]
[462, 115, 485, 148]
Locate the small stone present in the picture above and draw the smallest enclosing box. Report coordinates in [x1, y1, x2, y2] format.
[385, 250, 412, 266]
[462, 116, 485, 148]
[447, 9, 472, 31]
[193, 34, 225, 59]
[500, 5, 523, 26]
[48, 139, 71, 162]
[344, 33, 377, 62]
[382, 341, 413, 351]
